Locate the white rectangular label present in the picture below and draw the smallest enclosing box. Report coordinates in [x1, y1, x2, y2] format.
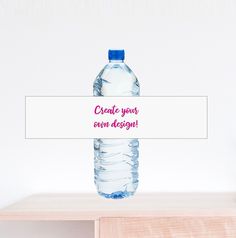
[25, 96, 207, 139]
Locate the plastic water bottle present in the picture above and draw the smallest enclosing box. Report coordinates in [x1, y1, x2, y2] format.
[93, 49, 140, 199]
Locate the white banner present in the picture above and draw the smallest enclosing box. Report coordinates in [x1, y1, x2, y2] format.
[25, 96, 208, 139]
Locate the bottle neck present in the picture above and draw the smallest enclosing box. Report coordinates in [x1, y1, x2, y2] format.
[109, 60, 124, 63]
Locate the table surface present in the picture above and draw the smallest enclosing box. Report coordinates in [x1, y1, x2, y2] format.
[1, 193, 236, 221]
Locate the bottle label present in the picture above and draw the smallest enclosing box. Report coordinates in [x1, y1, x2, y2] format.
[25, 96, 208, 139]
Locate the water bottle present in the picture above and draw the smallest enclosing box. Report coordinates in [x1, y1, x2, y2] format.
[93, 49, 140, 199]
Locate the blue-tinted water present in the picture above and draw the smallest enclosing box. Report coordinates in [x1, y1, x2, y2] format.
[93, 55, 140, 199]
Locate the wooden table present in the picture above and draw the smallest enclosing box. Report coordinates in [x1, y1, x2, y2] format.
[1, 193, 236, 237]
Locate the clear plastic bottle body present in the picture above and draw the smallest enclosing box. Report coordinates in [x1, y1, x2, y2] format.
[93, 60, 140, 199]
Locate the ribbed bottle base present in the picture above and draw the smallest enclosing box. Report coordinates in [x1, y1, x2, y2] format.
[98, 190, 136, 199]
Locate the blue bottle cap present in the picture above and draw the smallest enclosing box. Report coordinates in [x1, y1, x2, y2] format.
[108, 49, 125, 60]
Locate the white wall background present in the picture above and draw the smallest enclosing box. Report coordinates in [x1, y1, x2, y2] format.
[0, 0, 236, 237]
